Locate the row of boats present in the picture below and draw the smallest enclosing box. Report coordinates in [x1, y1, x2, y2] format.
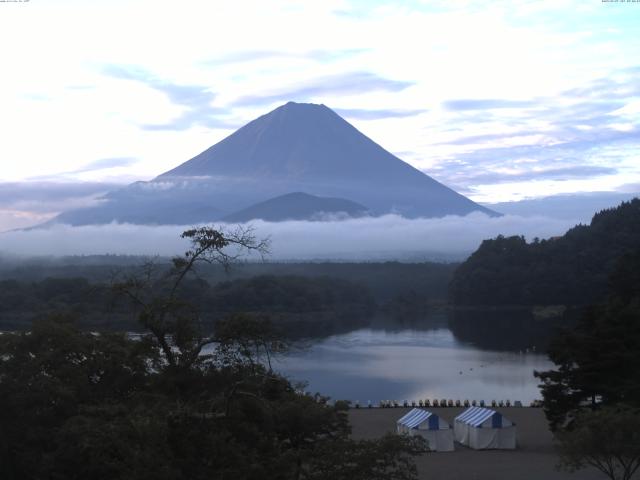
[354, 398, 544, 408]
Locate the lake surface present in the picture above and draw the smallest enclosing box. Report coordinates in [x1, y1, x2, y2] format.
[275, 327, 553, 405]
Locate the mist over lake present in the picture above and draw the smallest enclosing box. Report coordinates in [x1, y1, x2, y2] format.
[0, 212, 577, 261]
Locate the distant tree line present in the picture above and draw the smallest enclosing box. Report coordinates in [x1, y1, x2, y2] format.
[0, 259, 456, 304]
[0, 274, 375, 334]
[449, 199, 640, 306]
[0, 271, 448, 338]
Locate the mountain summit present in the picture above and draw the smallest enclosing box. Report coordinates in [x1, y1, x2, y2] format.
[163, 102, 437, 184]
[52, 102, 495, 226]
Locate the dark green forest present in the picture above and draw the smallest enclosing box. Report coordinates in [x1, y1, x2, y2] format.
[0, 258, 455, 303]
[0, 262, 454, 336]
[449, 198, 640, 306]
[0, 275, 371, 333]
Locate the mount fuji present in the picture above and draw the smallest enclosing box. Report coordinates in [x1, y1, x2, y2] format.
[51, 102, 496, 225]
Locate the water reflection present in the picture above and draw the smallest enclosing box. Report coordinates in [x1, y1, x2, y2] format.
[449, 308, 565, 351]
[275, 328, 552, 404]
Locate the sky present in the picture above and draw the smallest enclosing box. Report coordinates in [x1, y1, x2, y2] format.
[0, 0, 639, 232]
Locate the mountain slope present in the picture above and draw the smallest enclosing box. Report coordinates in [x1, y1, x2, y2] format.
[221, 192, 368, 223]
[50, 102, 495, 226]
[163, 102, 441, 184]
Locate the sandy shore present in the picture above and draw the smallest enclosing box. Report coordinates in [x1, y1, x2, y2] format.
[349, 407, 604, 480]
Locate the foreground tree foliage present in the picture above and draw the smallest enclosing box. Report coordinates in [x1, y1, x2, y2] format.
[535, 251, 640, 430]
[304, 435, 423, 480]
[536, 250, 640, 478]
[0, 226, 422, 480]
[555, 405, 640, 480]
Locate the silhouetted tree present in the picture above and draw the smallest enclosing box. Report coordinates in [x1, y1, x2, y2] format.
[111, 225, 270, 370]
[535, 251, 640, 430]
[556, 405, 640, 480]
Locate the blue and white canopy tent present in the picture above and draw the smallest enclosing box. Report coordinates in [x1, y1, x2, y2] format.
[396, 408, 454, 452]
[454, 407, 516, 450]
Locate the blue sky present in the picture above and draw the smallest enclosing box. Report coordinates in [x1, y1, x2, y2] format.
[0, 0, 639, 229]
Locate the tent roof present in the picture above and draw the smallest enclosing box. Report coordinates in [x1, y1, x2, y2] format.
[455, 407, 508, 427]
[397, 408, 438, 429]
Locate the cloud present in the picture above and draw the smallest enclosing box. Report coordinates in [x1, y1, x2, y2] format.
[442, 99, 536, 111]
[25, 158, 141, 182]
[101, 65, 150, 82]
[140, 112, 237, 132]
[101, 65, 231, 130]
[206, 50, 284, 64]
[432, 69, 640, 192]
[531, 166, 620, 180]
[70, 157, 139, 174]
[457, 126, 638, 163]
[0, 213, 578, 260]
[561, 76, 640, 101]
[334, 107, 426, 120]
[305, 49, 370, 62]
[205, 48, 368, 65]
[0, 210, 54, 233]
[484, 191, 640, 222]
[0, 182, 119, 231]
[0, 182, 117, 211]
[619, 182, 640, 194]
[234, 72, 414, 107]
[437, 131, 532, 146]
[445, 165, 619, 187]
[332, 0, 387, 20]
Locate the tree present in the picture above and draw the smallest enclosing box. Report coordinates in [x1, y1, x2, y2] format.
[535, 251, 640, 430]
[556, 405, 640, 480]
[0, 316, 160, 479]
[0, 225, 423, 480]
[303, 434, 425, 480]
[214, 313, 287, 371]
[111, 225, 270, 370]
[535, 251, 640, 479]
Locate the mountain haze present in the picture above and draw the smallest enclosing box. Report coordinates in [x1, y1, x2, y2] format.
[51, 102, 495, 225]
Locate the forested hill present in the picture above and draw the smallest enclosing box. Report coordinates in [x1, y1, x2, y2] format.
[449, 198, 640, 306]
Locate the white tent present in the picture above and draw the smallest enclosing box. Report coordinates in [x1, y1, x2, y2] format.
[396, 408, 454, 452]
[454, 406, 516, 450]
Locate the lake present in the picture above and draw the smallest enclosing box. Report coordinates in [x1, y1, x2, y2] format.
[275, 327, 553, 405]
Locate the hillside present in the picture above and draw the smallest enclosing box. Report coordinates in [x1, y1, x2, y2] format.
[221, 192, 368, 222]
[449, 198, 640, 306]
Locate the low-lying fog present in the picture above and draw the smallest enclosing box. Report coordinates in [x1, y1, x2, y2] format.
[0, 213, 578, 261]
